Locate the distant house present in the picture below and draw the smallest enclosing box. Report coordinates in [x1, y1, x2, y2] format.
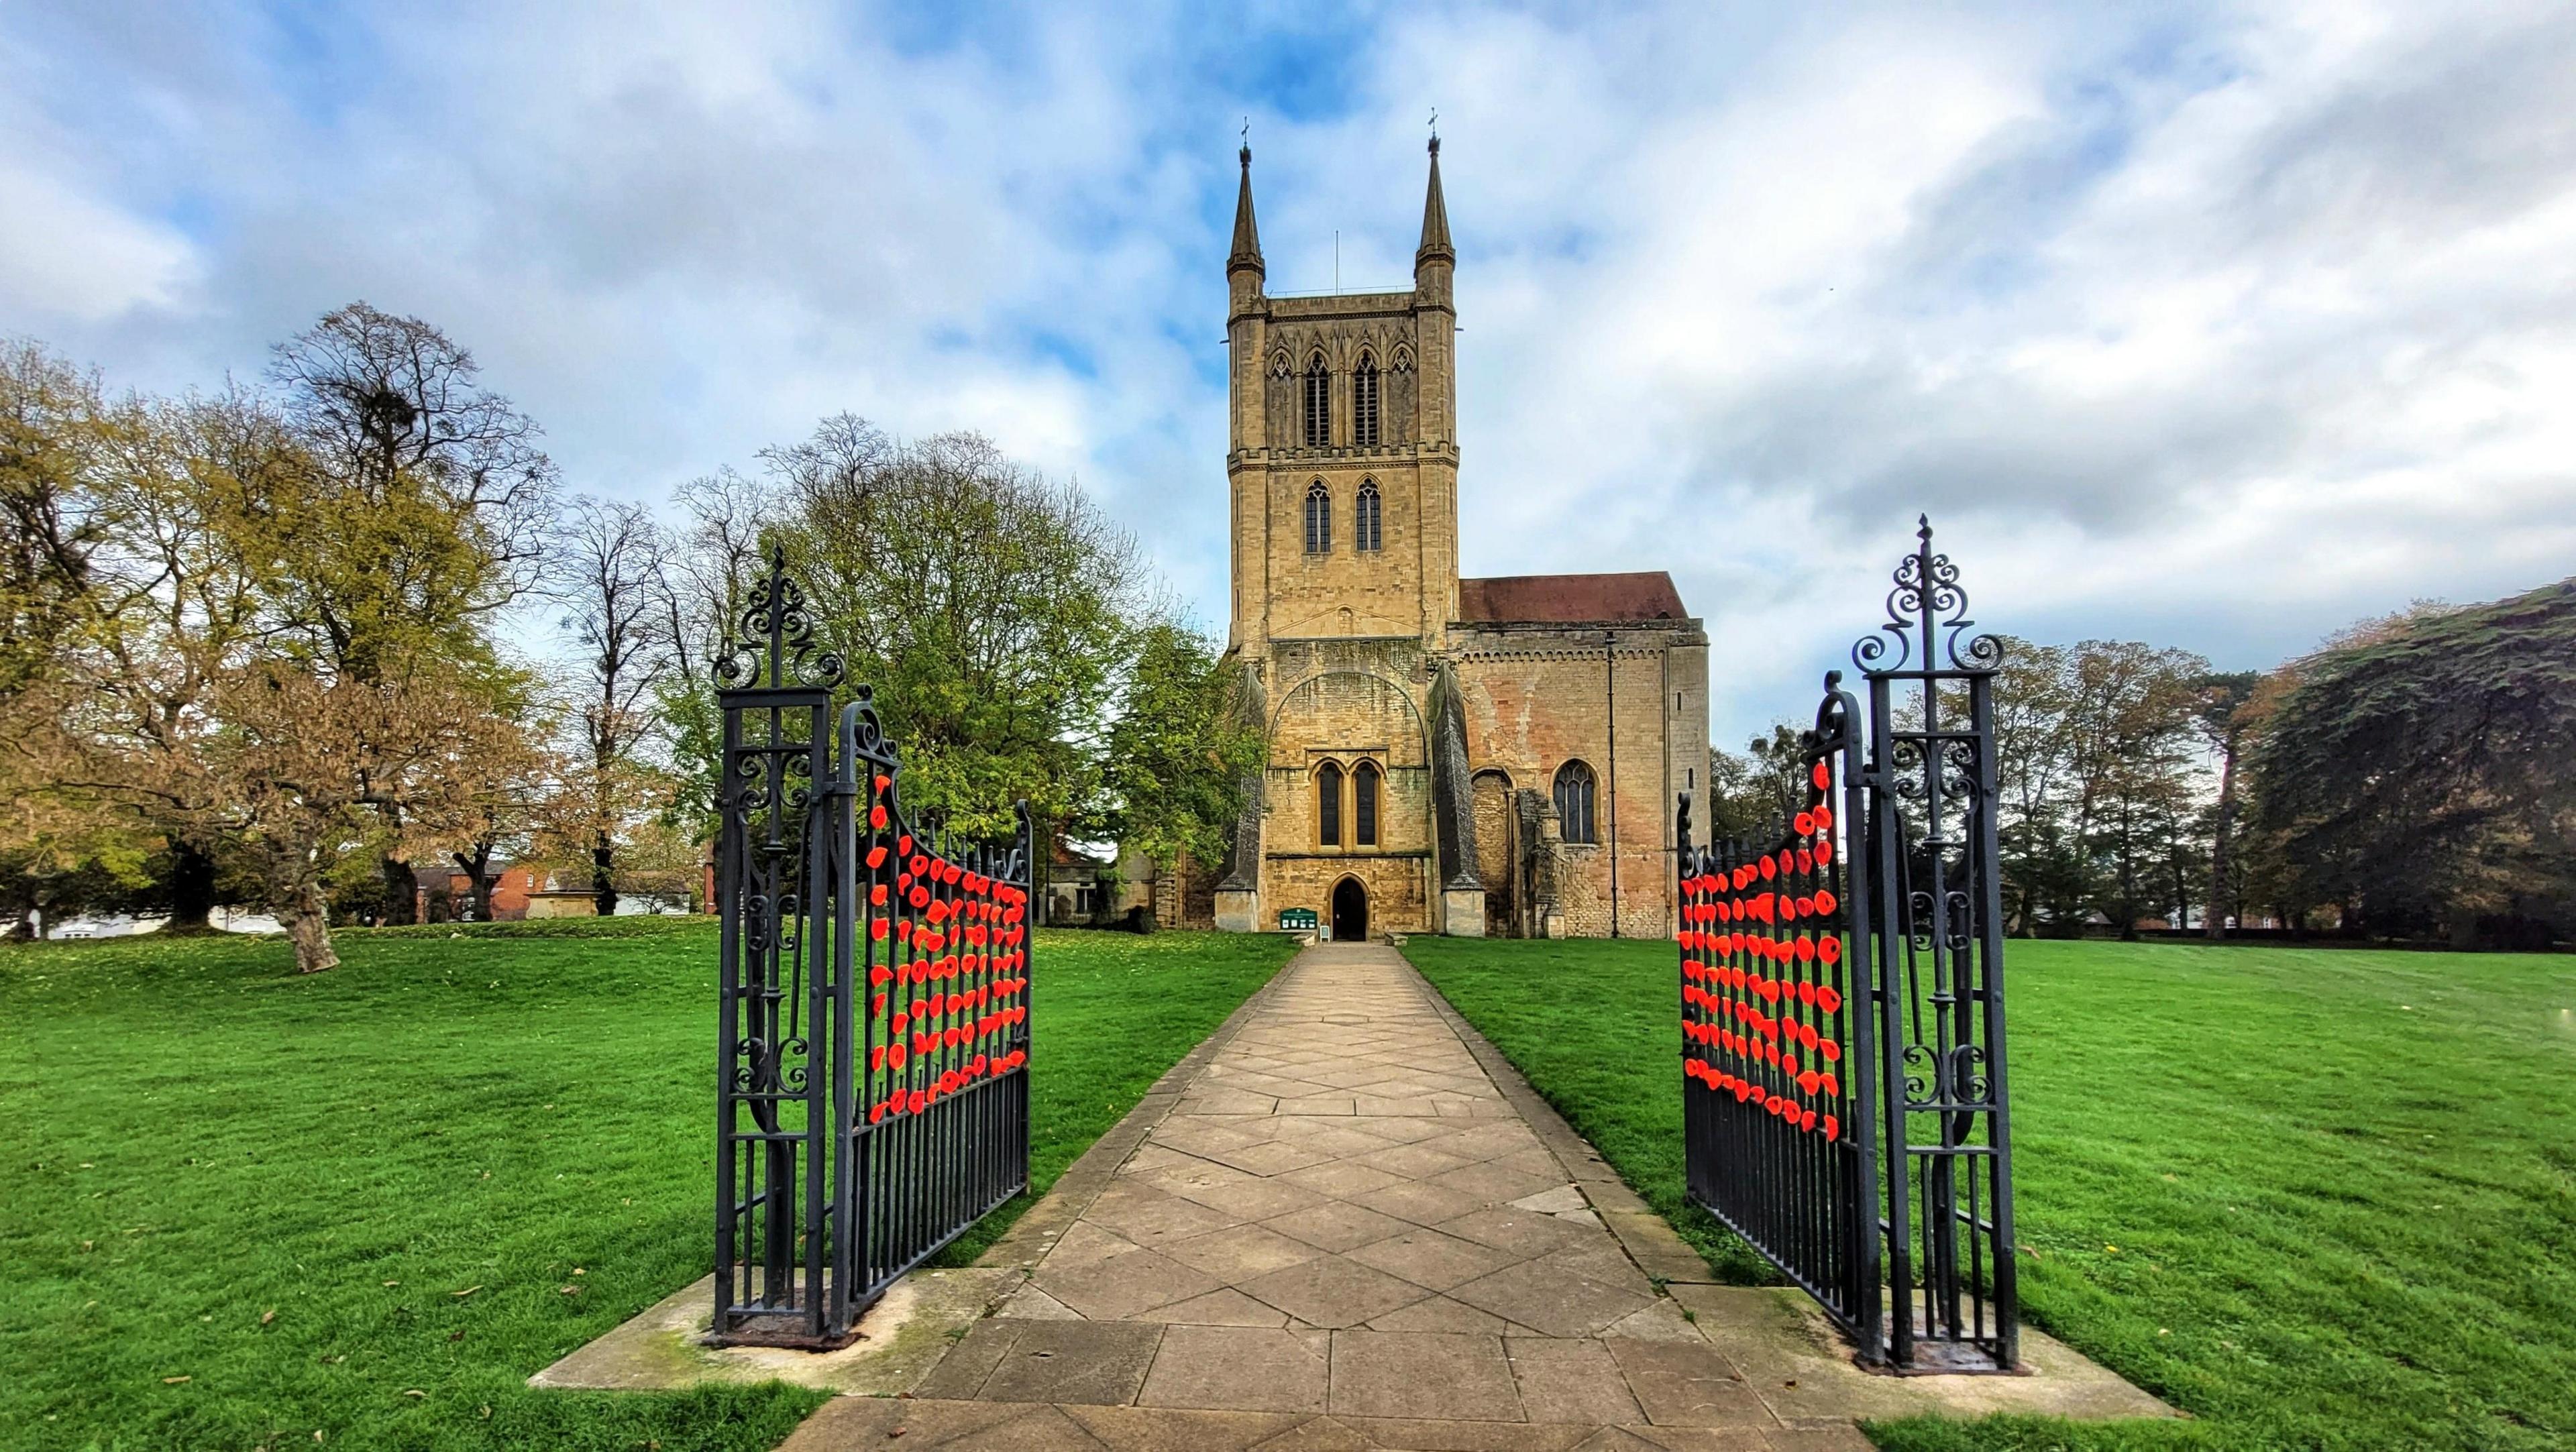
[439, 860, 586, 921]
[1042, 839, 1114, 926]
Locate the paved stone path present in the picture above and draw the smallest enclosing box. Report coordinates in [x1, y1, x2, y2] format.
[782, 944, 1871, 1451]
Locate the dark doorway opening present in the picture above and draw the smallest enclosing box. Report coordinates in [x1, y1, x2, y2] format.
[1331, 878, 1369, 944]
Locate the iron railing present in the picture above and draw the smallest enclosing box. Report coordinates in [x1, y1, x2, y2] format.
[711, 549, 1034, 1349]
[1677, 519, 2017, 1372]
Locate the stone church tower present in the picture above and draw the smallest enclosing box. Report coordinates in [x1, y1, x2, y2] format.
[1208, 139, 1709, 942]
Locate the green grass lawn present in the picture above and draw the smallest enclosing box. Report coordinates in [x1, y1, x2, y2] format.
[1404, 936, 2576, 1452]
[0, 918, 1293, 1452]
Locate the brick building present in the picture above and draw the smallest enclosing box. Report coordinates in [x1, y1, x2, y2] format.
[1207, 137, 1708, 942]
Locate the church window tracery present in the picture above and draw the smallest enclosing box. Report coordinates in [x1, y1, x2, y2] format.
[1305, 482, 1331, 553]
[1355, 480, 1382, 553]
[1317, 761, 1344, 847]
[1354, 353, 1381, 446]
[1353, 761, 1380, 846]
[1303, 354, 1330, 445]
[1554, 761, 1598, 844]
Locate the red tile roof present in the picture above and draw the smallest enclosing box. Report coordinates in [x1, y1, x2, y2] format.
[1456, 571, 1688, 625]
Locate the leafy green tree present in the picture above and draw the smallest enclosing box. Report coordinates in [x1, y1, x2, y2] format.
[2194, 670, 2264, 936]
[0, 342, 136, 933]
[770, 418, 1146, 840]
[0, 341, 108, 697]
[264, 304, 557, 921]
[1703, 723, 1807, 846]
[1103, 620, 1262, 873]
[1982, 637, 2210, 935]
[2242, 581, 2576, 944]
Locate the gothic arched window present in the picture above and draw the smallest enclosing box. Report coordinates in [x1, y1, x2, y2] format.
[1354, 353, 1381, 446]
[1554, 761, 1597, 845]
[1305, 481, 1331, 554]
[1317, 761, 1344, 847]
[1353, 761, 1381, 847]
[1303, 354, 1330, 446]
[1354, 480, 1382, 553]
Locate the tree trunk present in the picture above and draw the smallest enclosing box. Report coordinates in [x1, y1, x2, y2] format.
[283, 880, 339, 973]
[2206, 736, 2238, 940]
[167, 840, 218, 934]
[453, 842, 496, 922]
[380, 854, 417, 926]
[592, 832, 619, 917]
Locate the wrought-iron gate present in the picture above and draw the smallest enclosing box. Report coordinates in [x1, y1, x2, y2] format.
[1677, 520, 2017, 1372]
[711, 551, 1034, 1349]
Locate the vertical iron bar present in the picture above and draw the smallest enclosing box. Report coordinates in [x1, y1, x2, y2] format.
[1869, 671, 1915, 1367]
[1834, 680, 1886, 1365]
[713, 695, 743, 1335]
[1974, 671, 2019, 1366]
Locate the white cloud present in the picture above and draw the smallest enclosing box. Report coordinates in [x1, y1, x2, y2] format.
[0, 155, 197, 323]
[1, 0, 2571, 745]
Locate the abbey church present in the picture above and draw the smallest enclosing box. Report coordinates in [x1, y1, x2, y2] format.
[1191, 137, 1709, 942]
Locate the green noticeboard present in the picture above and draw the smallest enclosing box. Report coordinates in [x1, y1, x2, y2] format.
[1279, 907, 1318, 932]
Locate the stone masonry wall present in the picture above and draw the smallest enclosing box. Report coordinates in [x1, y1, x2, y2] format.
[1450, 622, 1709, 940]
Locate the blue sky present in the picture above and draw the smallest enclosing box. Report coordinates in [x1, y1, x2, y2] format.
[5, 1, 2573, 746]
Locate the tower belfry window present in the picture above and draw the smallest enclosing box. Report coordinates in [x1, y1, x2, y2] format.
[1355, 480, 1381, 553]
[1305, 482, 1331, 553]
[1303, 355, 1330, 446]
[1354, 355, 1380, 446]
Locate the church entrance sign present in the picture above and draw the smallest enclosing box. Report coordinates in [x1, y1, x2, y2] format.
[708, 549, 1036, 1349]
[1676, 521, 2017, 1374]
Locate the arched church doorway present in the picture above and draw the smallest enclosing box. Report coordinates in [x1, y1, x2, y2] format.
[1330, 878, 1369, 944]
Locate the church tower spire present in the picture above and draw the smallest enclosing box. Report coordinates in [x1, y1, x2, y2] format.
[1413, 133, 1456, 450]
[1417, 135, 1453, 266]
[1229, 144, 1265, 277]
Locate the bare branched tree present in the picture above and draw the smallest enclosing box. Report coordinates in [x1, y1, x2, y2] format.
[549, 495, 673, 915]
[266, 302, 558, 612]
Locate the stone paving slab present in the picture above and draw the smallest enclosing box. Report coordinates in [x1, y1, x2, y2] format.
[777, 1396, 1855, 1451]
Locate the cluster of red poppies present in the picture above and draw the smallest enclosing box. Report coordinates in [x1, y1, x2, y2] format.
[1684, 963, 1843, 1016]
[856, 775, 1034, 1125]
[868, 983, 1028, 1062]
[1684, 1058, 1841, 1140]
[869, 1046, 1026, 1123]
[1674, 762, 1850, 1142]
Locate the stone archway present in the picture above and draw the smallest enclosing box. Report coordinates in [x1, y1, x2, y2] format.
[1330, 877, 1369, 944]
